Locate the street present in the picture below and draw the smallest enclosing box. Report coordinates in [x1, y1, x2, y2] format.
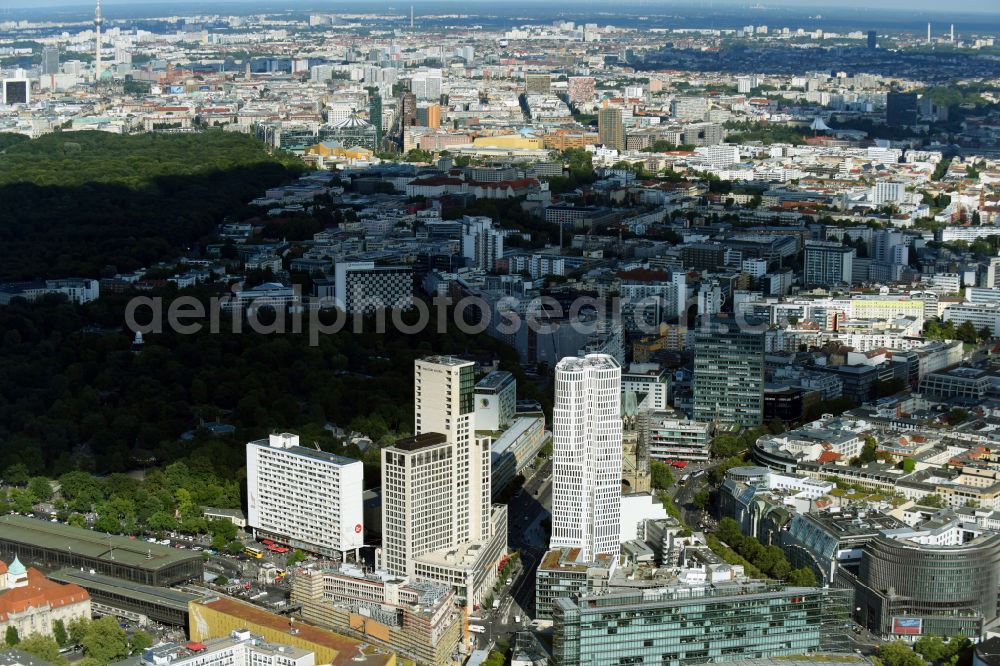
[472, 457, 553, 648]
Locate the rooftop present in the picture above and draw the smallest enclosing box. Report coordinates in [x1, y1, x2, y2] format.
[475, 370, 514, 391]
[192, 597, 390, 666]
[554, 581, 837, 613]
[0, 650, 58, 666]
[248, 437, 360, 467]
[539, 547, 613, 573]
[49, 568, 202, 612]
[0, 515, 202, 571]
[389, 432, 448, 452]
[417, 355, 472, 367]
[806, 509, 906, 537]
[556, 353, 621, 372]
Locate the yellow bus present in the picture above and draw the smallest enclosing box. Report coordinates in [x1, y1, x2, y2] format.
[244, 546, 264, 559]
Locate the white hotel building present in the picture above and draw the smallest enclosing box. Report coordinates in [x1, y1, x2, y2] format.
[551, 354, 623, 561]
[247, 433, 364, 561]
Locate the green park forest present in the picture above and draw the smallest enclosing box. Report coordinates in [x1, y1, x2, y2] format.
[0, 131, 551, 530]
[0, 131, 302, 281]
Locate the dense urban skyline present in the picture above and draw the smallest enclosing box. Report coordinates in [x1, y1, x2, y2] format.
[2, 1, 1000, 666]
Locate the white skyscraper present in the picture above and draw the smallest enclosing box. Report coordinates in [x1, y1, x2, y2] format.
[461, 216, 504, 272]
[246, 433, 365, 560]
[550, 354, 623, 561]
[410, 68, 442, 100]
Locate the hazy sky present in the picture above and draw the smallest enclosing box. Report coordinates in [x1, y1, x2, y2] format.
[6, 0, 1000, 12]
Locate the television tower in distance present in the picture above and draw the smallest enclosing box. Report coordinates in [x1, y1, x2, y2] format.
[410, 5, 414, 29]
[94, 0, 104, 82]
[926, 22, 931, 45]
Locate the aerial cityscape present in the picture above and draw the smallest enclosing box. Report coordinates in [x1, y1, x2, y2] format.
[2, 1, 1000, 666]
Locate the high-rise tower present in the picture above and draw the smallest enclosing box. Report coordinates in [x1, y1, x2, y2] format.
[598, 107, 625, 152]
[380, 356, 506, 608]
[692, 318, 765, 428]
[413, 356, 489, 543]
[94, 0, 104, 82]
[550, 353, 623, 561]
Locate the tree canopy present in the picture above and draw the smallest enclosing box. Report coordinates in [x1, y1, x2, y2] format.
[0, 131, 302, 281]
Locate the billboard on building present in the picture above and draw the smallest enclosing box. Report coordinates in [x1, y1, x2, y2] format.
[892, 617, 923, 635]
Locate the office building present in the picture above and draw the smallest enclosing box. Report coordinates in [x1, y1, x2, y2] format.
[943, 302, 1000, 335]
[544, 205, 617, 230]
[767, 503, 1000, 640]
[803, 241, 854, 286]
[368, 90, 382, 145]
[525, 73, 551, 95]
[382, 357, 506, 606]
[323, 115, 380, 152]
[413, 356, 487, 542]
[0, 278, 99, 306]
[41, 46, 59, 75]
[551, 354, 623, 561]
[681, 122, 725, 147]
[567, 76, 595, 105]
[415, 102, 441, 128]
[246, 433, 365, 561]
[638, 413, 712, 462]
[670, 97, 709, 120]
[551, 583, 851, 666]
[410, 69, 442, 100]
[867, 30, 878, 49]
[886, 92, 919, 127]
[851, 529, 1000, 638]
[491, 416, 548, 496]
[1, 80, 29, 106]
[381, 433, 455, 578]
[332, 261, 413, 313]
[401, 91, 417, 128]
[681, 243, 727, 271]
[535, 547, 614, 620]
[873, 181, 905, 205]
[293, 565, 460, 666]
[694, 145, 739, 168]
[381, 433, 507, 608]
[475, 370, 517, 431]
[621, 363, 669, 411]
[598, 107, 625, 151]
[461, 216, 504, 272]
[692, 321, 765, 428]
[136, 630, 314, 666]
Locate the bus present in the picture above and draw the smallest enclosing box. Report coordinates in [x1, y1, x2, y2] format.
[468, 625, 486, 634]
[244, 546, 264, 559]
